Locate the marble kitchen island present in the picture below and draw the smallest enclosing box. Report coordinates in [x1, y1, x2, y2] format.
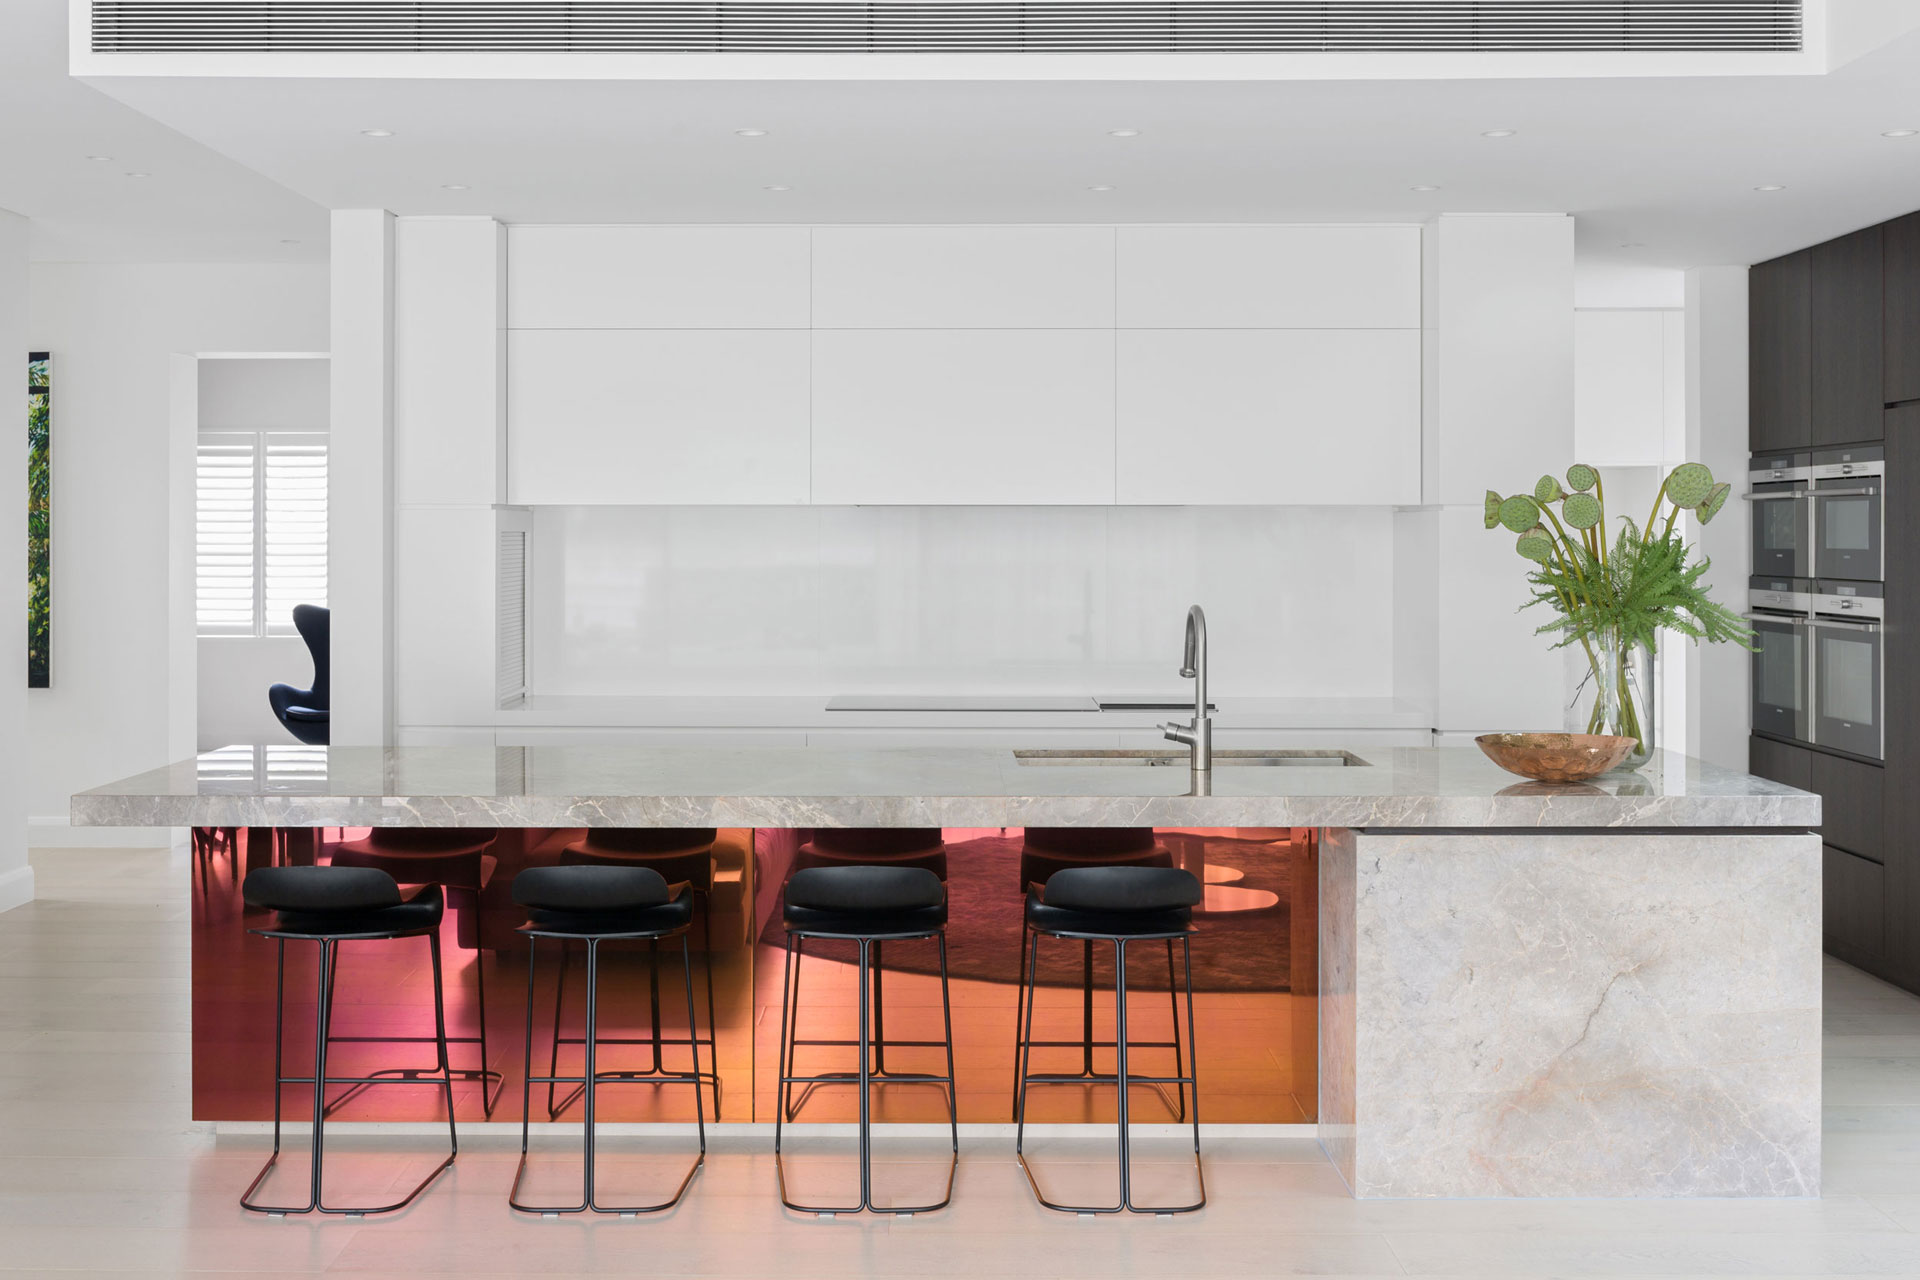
[73, 744, 1821, 1200]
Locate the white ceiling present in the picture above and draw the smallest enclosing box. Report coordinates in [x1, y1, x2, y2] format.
[15, 0, 1920, 278]
[0, 0, 325, 261]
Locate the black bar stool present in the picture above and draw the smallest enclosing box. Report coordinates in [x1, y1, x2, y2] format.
[1010, 828, 1188, 1121]
[328, 828, 504, 1115]
[774, 865, 957, 1216]
[553, 828, 724, 1119]
[788, 828, 947, 1109]
[510, 864, 706, 1216]
[238, 865, 457, 1217]
[1014, 865, 1205, 1216]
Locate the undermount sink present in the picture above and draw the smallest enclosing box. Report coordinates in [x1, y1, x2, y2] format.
[1013, 749, 1369, 768]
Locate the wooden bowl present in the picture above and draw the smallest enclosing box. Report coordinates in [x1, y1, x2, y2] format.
[1475, 732, 1637, 783]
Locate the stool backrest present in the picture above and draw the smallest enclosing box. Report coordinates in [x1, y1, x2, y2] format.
[1022, 827, 1157, 857]
[513, 864, 673, 912]
[244, 865, 400, 914]
[581, 827, 715, 854]
[786, 865, 944, 912]
[1042, 865, 1201, 913]
[810, 828, 944, 857]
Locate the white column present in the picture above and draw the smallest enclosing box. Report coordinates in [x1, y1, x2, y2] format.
[391, 217, 508, 738]
[0, 209, 32, 910]
[328, 210, 396, 746]
[1685, 266, 1753, 770]
[1423, 214, 1577, 734]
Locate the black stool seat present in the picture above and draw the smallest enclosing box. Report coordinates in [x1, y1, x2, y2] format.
[784, 865, 946, 936]
[1035, 865, 1201, 919]
[243, 865, 445, 938]
[512, 864, 692, 936]
[1024, 898, 1188, 938]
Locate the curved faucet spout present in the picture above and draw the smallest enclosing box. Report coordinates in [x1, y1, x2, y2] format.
[1162, 605, 1212, 773]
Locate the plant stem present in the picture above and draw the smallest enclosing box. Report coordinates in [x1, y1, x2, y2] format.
[1593, 473, 1608, 567]
[1644, 478, 1669, 539]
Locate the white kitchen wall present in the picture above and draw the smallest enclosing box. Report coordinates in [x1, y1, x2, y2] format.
[195, 357, 329, 751]
[528, 505, 1396, 698]
[0, 211, 28, 908]
[26, 263, 328, 843]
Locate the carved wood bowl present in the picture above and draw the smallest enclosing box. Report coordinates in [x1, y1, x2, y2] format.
[1474, 733, 1638, 784]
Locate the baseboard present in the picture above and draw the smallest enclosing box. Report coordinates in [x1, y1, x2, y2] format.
[0, 864, 34, 913]
[28, 815, 177, 849]
[213, 1120, 1321, 1139]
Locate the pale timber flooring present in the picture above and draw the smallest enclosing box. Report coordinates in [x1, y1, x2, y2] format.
[5, 845, 1920, 1277]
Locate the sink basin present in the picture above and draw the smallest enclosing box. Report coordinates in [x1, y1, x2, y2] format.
[1013, 749, 1369, 768]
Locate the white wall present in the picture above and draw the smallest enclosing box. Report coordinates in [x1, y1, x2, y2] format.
[529, 504, 1397, 698]
[1686, 267, 1753, 771]
[195, 357, 329, 750]
[0, 210, 29, 909]
[26, 263, 327, 843]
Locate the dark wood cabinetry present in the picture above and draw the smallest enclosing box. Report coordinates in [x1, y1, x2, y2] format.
[1825, 845, 1887, 965]
[1887, 212, 1920, 405]
[1749, 735, 1812, 793]
[1810, 226, 1885, 445]
[1809, 749, 1883, 862]
[1879, 406, 1920, 988]
[1749, 250, 1811, 453]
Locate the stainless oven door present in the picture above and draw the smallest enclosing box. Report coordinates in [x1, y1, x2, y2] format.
[1811, 616, 1883, 760]
[1749, 483, 1811, 576]
[1747, 612, 1811, 744]
[1814, 478, 1883, 581]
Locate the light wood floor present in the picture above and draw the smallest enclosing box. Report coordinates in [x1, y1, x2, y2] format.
[8, 844, 1920, 1277]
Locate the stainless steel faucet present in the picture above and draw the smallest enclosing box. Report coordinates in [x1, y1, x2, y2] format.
[1160, 605, 1212, 773]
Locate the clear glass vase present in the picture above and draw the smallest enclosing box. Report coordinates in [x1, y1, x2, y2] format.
[1567, 631, 1656, 771]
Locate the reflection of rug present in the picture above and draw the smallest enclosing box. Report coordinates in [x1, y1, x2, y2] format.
[759, 834, 1290, 994]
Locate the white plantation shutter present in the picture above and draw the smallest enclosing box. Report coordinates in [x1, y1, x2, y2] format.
[264, 434, 328, 633]
[196, 434, 258, 635]
[197, 431, 328, 637]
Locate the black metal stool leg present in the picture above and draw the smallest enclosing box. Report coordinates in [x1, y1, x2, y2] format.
[1166, 937, 1186, 1123]
[871, 940, 886, 1076]
[699, 891, 722, 1120]
[547, 940, 570, 1119]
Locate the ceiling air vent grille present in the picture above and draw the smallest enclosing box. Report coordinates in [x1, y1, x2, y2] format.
[91, 2, 1804, 55]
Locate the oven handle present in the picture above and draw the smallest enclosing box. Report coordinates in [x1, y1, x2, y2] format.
[1807, 616, 1881, 633]
[1741, 491, 1807, 501]
[1743, 612, 1809, 625]
[1812, 486, 1879, 498]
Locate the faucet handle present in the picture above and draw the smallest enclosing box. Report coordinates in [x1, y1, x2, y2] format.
[1162, 721, 1195, 745]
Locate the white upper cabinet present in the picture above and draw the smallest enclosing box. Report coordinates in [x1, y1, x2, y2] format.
[1117, 227, 1421, 329]
[811, 227, 1116, 329]
[1115, 329, 1422, 505]
[506, 226, 810, 329]
[811, 330, 1115, 505]
[508, 329, 810, 504]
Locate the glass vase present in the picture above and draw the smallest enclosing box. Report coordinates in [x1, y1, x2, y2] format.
[1568, 631, 1656, 771]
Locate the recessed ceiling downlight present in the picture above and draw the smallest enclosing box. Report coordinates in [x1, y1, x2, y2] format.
[124, 171, 150, 179]
[1410, 185, 1440, 192]
[1108, 128, 1141, 138]
[1754, 184, 1786, 192]
[442, 184, 469, 191]
[1481, 129, 1517, 138]
[764, 184, 792, 191]
[85, 154, 112, 162]
[360, 128, 395, 138]
[1884, 129, 1919, 138]
[736, 128, 769, 138]
[1088, 184, 1115, 192]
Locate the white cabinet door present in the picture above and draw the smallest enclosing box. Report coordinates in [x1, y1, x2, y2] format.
[811, 227, 1115, 329]
[1115, 329, 1421, 504]
[1435, 506, 1566, 732]
[506, 226, 810, 329]
[811, 330, 1115, 505]
[1117, 226, 1420, 329]
[508, 329, 810, 504]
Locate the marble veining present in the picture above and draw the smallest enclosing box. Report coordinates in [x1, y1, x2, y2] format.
[1323, 830, 1822, 1198]
[70, 745, 1819, 830]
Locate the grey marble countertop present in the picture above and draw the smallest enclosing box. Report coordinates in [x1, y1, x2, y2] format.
[71, 745, 1818, 831]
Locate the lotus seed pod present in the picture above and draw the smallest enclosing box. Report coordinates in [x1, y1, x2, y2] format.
[1484, 490, 1503, 530]
[1562, 491, 1603, 529]
[1665, 461, 1714, 508]
[1534, 474, 1564, 504]
[1697, 481, 1732, 525]
[1498, 495, 1539, 534]
[1515, 527, 1554, 563]
[1566, 463, 1598, 493]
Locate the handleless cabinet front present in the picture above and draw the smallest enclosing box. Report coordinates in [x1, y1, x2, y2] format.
[1811, 226, 1885, 446]
[1750, 250, 1811, 454]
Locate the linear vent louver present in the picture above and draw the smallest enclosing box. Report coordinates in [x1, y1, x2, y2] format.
[497, 528, 528, 710]
[91, 2, 1804, 55]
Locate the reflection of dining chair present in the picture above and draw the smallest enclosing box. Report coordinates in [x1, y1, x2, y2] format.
[267, 604, 330, 745]
[327, 827, 503, 1115]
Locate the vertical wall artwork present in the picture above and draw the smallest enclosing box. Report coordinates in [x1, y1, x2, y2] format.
[27, 351, 48, 687]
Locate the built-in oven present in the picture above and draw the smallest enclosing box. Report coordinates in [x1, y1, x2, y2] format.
[1812, 445, 1884, 582]
[1748, 576, 1812, 745]
[1810, 581, 1883, 761]
[1747, 452, 1812, 578]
